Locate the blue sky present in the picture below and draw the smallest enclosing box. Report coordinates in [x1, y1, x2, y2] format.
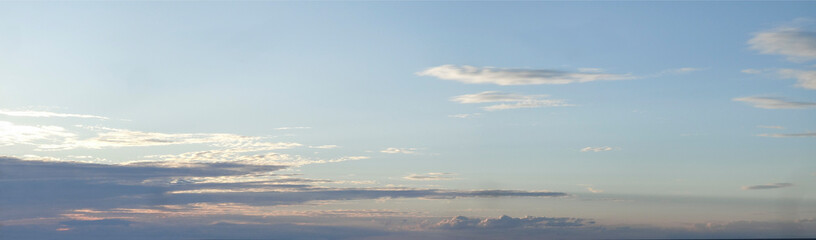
[1, 2, 815, 239]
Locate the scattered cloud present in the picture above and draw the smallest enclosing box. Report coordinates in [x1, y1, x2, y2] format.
[0, 109, 109, 120]
[757, 125, 785, 129]
[778, 69, 816, 90]
[741, 183, 794, 190]
[580, 146, 616, 152]
[381, 147, 417, 154]
[741, 69, 764, 74]
[748, 26, 816, 62]
[0, 121, 76, 147]
[733, 96, 816, 109]
[757, 132, 816, 138]
[434, 215, 591, 229]
[448, 113, 481, 119]
[663, 67, 704, 74]
[404, 173, 455, 181]
[451, 91, 571, 111]
[417, 65, 635, 86]
[309, 145, 339, 149]
[586, 187, 604, 193]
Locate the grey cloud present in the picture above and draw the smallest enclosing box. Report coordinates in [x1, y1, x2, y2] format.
[742, 183, 794, 190]
[733, 96, 816, 109]
[435, 215, 591, 229]
[404, 172, 455, 181]
[418, 65, 634, 86]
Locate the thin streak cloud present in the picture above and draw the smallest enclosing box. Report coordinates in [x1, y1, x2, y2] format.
[0, 109, 109, 120]
[742, 183, 794, 190]
[418, 65, 635, 86]
[733, 96, 816, 109]
[451, 91, 571, 111]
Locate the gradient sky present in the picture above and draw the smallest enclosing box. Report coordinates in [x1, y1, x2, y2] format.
[1, 2, 815, 239]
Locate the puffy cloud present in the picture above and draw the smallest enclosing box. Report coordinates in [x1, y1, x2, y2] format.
[381, 147, 416, 154]
[741, 183, 794, 190]
[434, 215, 591, 229]
[733, 96, 816, 109]
[451, 91, 571, 111]
[757, 132, 816, 138]
[778, 69, 816, 90]
[417, 65, 634, 86]
[748, 27, 816, 61]
[0, 109, 109, 120]
[580, 146, 616, 152]
[404, 173, 455, 181]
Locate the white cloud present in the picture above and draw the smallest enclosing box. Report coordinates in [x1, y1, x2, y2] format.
[380, 147, 416, 154]
[748, 26, 816, 61]
[741, 183, 794, 190]
[663, 67, 704, 74]
[586, 187, 603, 193]
[0, 109, 109, 120]
[404, 173, 455, 181]
[0, 121, 76, 147]
[741, 69, 764, 74]
[451, 91, 571, 111]
[309, 145, 339, 149]
[580, 146, 616, 152]
[757, 125, 785, 129]
[778, 69, 816, 90]
[448, 113, 481, 119]
[417, 65, 635, 85]
[733, 96, 816, 109]
[757, 132, 816, 138]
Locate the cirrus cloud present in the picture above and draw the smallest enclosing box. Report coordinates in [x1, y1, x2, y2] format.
[451, 91, 572, 111]
[417, 65, 635, 86]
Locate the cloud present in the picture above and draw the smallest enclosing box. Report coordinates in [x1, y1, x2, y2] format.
[757, 132, 816, 138]
[741, 183, 794, 190]
[757, 125, 785, 129]
[580, 146, 616, 152]
[417, 65, 635, 85]
[381, 147, 417, 154]
[309, 145, 339, 149]
[448, 113, 481, 119]
[733, 96, 816, 109]
[451, 91, 571, 111]
[404, 173, 455, 181]
[0, 109, 109, 120]
[778, 69, 816, 90]
[586, 187, 603, 193]
[742, 69, 764, 74]
[663, 67, 704, 74]
[748, 26, 816, 61]
[0, 121, 76, 147]
[434, 215, 591, 229]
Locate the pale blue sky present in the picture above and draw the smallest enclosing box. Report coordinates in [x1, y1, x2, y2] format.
[1, 2, 815, 239]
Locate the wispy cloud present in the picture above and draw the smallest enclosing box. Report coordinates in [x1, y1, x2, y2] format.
[733, 96, 816, 109]
[741, 69, 764, 74]
[0, 109, 109, 120]
[418, 65, 634, 86]
[448, 113, 481, 119]
[404, 173, 455, 181]
[757, 132, 816, 138]
[381, 147, 416, 154]
[778, 69, 816, 90]
[0, 121, 76, 147]
[742, 183, 794, 190]
[435, 215, 591, 229]
[748, 26, 816, 62]
[451, 91, 571, 111]
[309, 145, 339, 149]
[757, 125, 785, 129]
[580, 146, 616, 152]
[662, 67, 704, 74]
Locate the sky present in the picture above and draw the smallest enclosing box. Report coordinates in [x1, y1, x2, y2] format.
[1, 1, 815, 239]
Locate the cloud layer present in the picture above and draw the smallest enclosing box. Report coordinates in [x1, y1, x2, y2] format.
[418, 65, 634, 85]
[741, 183, 794, 190]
